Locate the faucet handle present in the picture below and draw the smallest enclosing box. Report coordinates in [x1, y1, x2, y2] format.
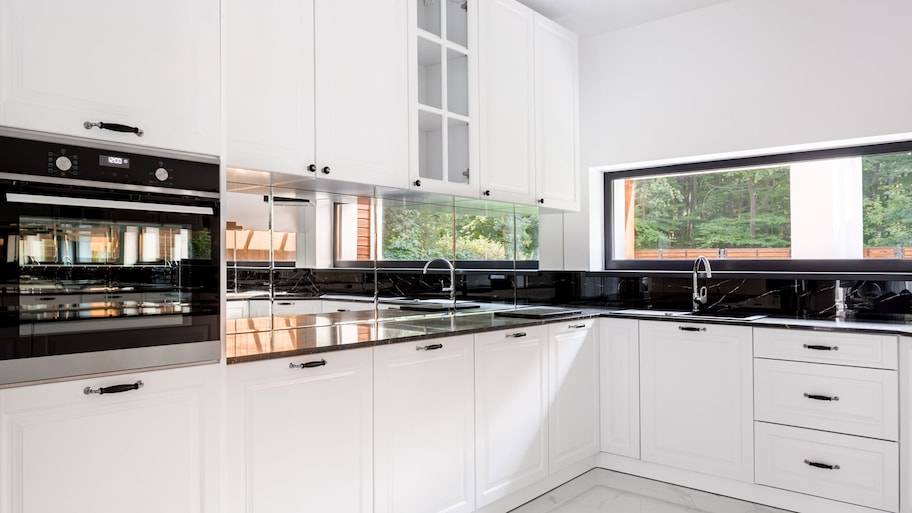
[441, 286, 454, 292]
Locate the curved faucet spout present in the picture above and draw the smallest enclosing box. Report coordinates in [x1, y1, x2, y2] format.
[692, 256, 713, 312]
[422, 257, 457, 308]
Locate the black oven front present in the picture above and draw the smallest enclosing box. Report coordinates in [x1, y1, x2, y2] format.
[0, 129, 220, 386]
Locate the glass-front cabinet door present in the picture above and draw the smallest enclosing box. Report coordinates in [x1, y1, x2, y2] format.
[409, 0, 479, 197]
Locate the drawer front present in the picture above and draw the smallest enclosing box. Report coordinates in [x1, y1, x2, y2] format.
[754, 359, 898, 440]
[754, 328, 898, 369]
[755, 422, 898, 511]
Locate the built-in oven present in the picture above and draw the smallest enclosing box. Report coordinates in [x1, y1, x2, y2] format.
[0, 128, 220, 386]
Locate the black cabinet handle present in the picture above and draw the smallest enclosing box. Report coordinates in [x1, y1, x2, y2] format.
[289, 359, 327, 369]
[336, 309, 349, 312]
[568, 324, 587, 329]
[308, 164, 317, 172]
[505, 332, 527, 338]
[38, 296, 58, 301]
[804, 393, 839, 401]
[804, 459, 840, 470]
[483, 190, 491, 196]
[803, 344, 839, 351]
[414, 179, 421, 187]
[84, 121, 143, 137]
[276, 302, 294, 306]
[84, 380, 144, 395]
[321, 166, 331, 174]
[416, 343, 443, 351]
[678, 326, 706, 332]
[538, 198, 545, 204]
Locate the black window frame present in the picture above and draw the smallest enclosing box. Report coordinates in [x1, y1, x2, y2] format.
[603, 140, 912, 279]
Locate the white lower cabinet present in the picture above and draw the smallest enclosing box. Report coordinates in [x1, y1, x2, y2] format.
[902, 337, 912, 513]
[755, 422, 899, 511]
[227, 348, 373, 513]
[548, 319, 599, 474]
[598, 317, 640, 459]
[374, 335, 475, 513]
[475, 324, 549, 507]
[639, 321, 754, 482]
[0, 364, 221, 513]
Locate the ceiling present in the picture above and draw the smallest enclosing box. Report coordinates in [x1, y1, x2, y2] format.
[515, 0, 732, 37]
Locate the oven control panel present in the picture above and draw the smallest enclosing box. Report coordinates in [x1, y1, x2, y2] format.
[0, 133, 218, 193]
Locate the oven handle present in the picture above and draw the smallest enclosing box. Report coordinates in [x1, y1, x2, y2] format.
[6, 193, 213, 216]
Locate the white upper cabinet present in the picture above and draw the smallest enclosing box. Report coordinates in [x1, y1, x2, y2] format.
[0, 0, 220, 155]
[226, 0, 409, 189]
[478, 0, 579, 210]
[409, 0, 479, 196]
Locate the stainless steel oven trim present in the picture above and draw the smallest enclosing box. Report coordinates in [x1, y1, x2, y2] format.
[0, 339, 221, 387]
[19, 315, 185, 336]
[7, 192, 215, 215]
[0, 172, 220, 199]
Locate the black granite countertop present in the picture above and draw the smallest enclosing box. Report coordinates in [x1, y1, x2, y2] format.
[226, 304, 912, 364]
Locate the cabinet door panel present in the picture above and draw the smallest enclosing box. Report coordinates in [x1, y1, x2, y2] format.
[314, 0, 408, 188]
[227, 349, 373, 513]
[478, 0, 535, 204]
[639, 321, 754, 482]
[374, 336, 474, 513]
[0, 0, 220, 155]
[475, 325, 548, 506]
[599, 318, 640, 458]
[548, 319, 598, 473]
[1, 365, 220, 513]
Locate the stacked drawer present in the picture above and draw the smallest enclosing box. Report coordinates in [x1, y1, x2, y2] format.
[753, 328, 899, 512]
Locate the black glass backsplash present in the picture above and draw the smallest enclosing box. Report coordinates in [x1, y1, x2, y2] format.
[229, 267, 912, 320]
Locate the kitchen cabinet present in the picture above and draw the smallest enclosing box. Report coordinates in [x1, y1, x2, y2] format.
[474, 324, 548, 507]
[0, 0, 220, 155]
[902, 337, 912, 513]
[0, 364, 221, 513]
[374, 334, 475, 513]
[478, 0, 579, 210]
[248, 298, 321, 318]
[409, 0, 478, 197]
[321, 299, 397, 313]
[227, 299, 250, 320]
[599, 317, 640, 459]
[639, 321, 754, 482]
[226, 348, 373, 513]
[547, 319, 599, 474]
[225, 0, 408, 189]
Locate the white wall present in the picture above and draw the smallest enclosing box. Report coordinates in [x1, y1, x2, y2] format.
[558, 0, 912, 270]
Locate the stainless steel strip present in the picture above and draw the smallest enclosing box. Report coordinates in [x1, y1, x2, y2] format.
[0, 126, 220, 165]
[0, 172, 220, 199]
[7, 192, 214, 216]
[19, 315, 185, 336]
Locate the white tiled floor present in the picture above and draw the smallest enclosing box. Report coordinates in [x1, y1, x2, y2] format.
[509, 469, 794, 513]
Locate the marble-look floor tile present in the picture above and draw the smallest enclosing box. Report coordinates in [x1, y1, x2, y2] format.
[510, 469, 794, 513]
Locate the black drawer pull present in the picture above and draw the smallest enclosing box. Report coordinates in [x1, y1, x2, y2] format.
[416, 343, 443, 351]
[289, 359, 327, 369]
[38, 296, 58, 301]
[84, 380, 144, 395]
[678, 326, 706, 332]
[505, 332, 527, 338]
[568, 324, 587, 329]
[336, 309, 349, 312]
[803, 344, 839, 351]
[804, 393, 839, 401]
[84, 121, 143, 136]
[804, 459, 840, 470]
[276, 302, 294, 306]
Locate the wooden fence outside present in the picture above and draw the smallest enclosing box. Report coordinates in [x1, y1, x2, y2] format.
[634, 247, 912, 260]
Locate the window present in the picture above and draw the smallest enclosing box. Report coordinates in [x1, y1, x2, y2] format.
[604, 141, 912, 274]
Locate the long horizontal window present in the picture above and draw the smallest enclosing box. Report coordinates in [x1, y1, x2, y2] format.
[604, 141, 912, 274]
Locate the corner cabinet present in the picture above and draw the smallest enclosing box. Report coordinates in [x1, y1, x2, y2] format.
[478, 0, 579, 210]
[638, 320, 754, 483]
[474, 324, 549, 507]
[226, 349, 373, 513]
[0, 0, 220, 155]
[374, 335, 475, 513]
[599, 317, 640, 459]
[0, 365, 221, 513]
[225, 0, 408, 188]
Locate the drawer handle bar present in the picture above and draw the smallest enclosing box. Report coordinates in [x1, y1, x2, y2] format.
[84, 121, 144, 137]
[506, 332, 527, 338]
[289, 359, 327, 369]
[417, 343, 444, 351]
[84, 380, 143, 396]
[804, 393, 839, 401]
[803, 344, 839, 351]
[276, 302, 294, 306]
[678, 326, 706, 332]
[568, 324, 587, 329]
[804, 459, 840, 470]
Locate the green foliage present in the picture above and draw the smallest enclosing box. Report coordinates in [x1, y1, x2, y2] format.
[862, 152, 912, 246]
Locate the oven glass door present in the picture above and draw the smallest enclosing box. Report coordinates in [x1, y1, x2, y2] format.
[0, 179, 219, 362]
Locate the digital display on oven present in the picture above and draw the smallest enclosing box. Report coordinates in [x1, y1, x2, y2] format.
[98, 154, 131, 169]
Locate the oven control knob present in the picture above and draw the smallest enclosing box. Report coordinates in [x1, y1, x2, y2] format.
[154, 167, 169, 181]
[55, 156, 73, 172]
